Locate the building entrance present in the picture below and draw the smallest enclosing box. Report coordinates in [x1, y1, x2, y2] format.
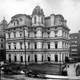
[65, 56, 69, 63]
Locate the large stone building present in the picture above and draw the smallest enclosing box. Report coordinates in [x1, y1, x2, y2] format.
[0, 18, 7, 61]
[69, 31, 80, 61]
[6, 6, 70, 64]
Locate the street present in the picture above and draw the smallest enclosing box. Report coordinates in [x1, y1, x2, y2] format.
[1, 74, 80, 80]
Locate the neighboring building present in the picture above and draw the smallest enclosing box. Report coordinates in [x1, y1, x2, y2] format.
[69, 31, 80, 61]
[0, 18, 8, 61]
[6, 6, 70, 64]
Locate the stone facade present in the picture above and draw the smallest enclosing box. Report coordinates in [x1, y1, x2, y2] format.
[0, 18, 7, 61]
[6, 6, 70, 64]
[69, 31, 80, 61]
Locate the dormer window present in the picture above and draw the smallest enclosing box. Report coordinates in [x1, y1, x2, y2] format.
[14, 22, 15, 26]
[41, 17, 43, 24]
[34, 16, 36, 24]
[20, 18, 22, 21]
[17, 20, 19, 25]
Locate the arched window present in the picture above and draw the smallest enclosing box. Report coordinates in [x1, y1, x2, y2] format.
[35, 43, 37, 49]
[28, 55, 30, 62]
[55, 55, 58, 62]
[48, 56, 50, 62]
[48, 43, 50, 49]
[14, 55, 17, 62]
[20, 56, 23, 62]
[42, 55, 43, 62]
[34, 16, 36, 24]
[9, 54, 11, 63]
[34, 54, 37, 62]
[55, 42, 58, 49]
[41, 17, 43, 24]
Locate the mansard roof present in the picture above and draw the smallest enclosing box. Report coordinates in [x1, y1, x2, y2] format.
[12, 14, 31, 19]
[32, 5, 44, 16]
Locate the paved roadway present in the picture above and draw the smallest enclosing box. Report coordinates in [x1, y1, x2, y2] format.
[1, 74, 68, 80]
[1, 74, 79, 80]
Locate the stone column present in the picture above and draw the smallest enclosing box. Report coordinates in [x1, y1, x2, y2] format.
[51, 54, 55, 62]
[6, 53, 9, 61]
[60, 53, 63, 62]
[43, 53, 46, 62]
[17, 54, 20, 62]
[11, 53, 14, 61]
[37, 54, 42, 63]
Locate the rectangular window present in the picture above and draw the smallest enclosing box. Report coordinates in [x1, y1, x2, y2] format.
[14, 42, 16, 49]
[71, 49, 77, 51]
[20, 32, 23, 37]
[48, 43, 50, 49]
[14, 22, 15, 26]
[34, 16, 36, 24]
[35, 43, 37, 49]
[1, 44, 3, 48]
[9, 33, 10, 38]
[55, 42, 58, 49]
[20, 42, 22, 49]
[8, 44, 11, 49]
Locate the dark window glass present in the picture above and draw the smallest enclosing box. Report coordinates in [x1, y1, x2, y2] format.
[28, 56, 30, 62]
[8, 44, 11, 49]
[55, 42, 58, 49]
[35, 54, 37, 62]
[20, 42, 22, 49]
[34, 16, 36, 24]
[1, 39, 3, 42]
[9, 54, 11, 63]
[41, 17, 43, 24]
[48, 57, 50, 62]
[42, 55, 43, 62]
[17, 20, 19, 25]
[14, 56, 17, 62]
[55, 55, 58, 62]
[20, 56, 23, 62]
[14, 22, 15, 26]
[1, 44, 3, 48]
[35, 43, 37, 49]
[9, 33, 10, 38]
[48, 43, 50, 49]
[14, 42, 16, 49]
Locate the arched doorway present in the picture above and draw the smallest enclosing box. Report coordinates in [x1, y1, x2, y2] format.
[34, 54, 37, 62]
[65, 56, 69, 63]
[20, 56, 23, 62]
[55, 55, 58, 62]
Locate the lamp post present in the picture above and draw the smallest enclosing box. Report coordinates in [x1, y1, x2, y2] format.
[23, 27, 26, 74]
[0, 62, 1, 80]
[60, 52, 62, 75]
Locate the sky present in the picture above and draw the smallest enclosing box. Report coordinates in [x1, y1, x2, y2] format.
[0, 0, 80, 33]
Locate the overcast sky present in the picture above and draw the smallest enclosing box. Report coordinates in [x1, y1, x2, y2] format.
[0, 0, 80, 33]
